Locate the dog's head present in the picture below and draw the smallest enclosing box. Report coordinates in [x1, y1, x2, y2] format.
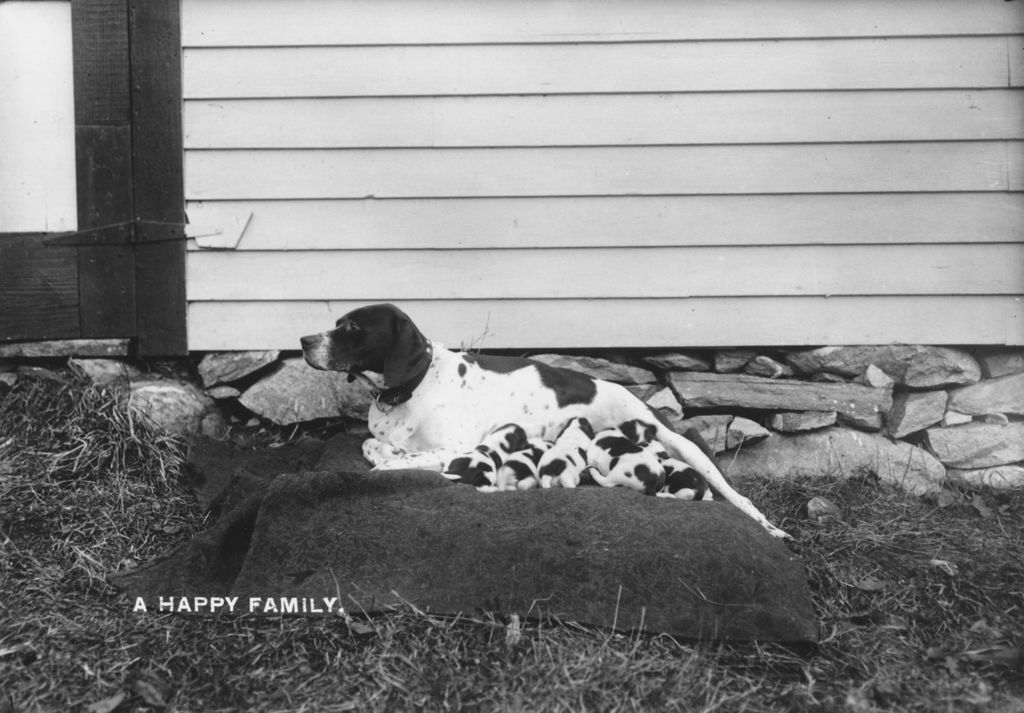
[300, 303, 430, 387]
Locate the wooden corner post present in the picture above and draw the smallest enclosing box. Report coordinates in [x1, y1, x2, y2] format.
[129, 0, 187, 356]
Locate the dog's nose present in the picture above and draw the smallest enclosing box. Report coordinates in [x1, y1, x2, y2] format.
[299, 335, 318, 350]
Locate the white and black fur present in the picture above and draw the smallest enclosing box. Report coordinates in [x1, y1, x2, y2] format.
[537, 417, 595, 489]
[440, 423, 528, 488]
[300, 303, 788, 538]
[586, 420, 668, 496]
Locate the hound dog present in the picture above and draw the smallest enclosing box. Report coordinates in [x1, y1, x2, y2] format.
[301, 303, 788, 539]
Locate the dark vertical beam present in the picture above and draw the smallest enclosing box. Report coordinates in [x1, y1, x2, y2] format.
[129, 0, 187, 356]
[72, 0, 137, 339]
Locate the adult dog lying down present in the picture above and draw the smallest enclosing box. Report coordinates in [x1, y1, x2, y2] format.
[301, 303, 788, 539]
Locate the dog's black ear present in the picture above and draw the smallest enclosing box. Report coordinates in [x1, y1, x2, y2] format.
[503, 425, 529, 453]
[576, 417, 595, 438]
[382, 308, 431, 388]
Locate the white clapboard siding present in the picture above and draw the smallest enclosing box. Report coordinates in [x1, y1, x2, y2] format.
[187, 244, 1024, 302]
[188, 297, 1024, 351]
[184, 90, 1024, 149]
[181, 0, 1024, 46]
[186, 142, 1022, 200]
[185, 193, 1024, 251]
[183, 37, 1018, 99]
[182, 0, 1024, 349]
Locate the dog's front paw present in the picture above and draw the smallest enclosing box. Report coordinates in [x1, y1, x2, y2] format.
[362, 438, 406, 467]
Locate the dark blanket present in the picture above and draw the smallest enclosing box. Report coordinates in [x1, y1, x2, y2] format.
[113, 435, 818, 642]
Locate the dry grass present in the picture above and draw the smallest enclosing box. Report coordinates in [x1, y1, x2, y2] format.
[1, 375, 1022, 712]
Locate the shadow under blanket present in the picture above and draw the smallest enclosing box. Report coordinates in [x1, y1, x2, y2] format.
[112, 434, 818, 643]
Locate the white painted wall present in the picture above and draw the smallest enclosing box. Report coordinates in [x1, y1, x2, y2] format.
[0, 1, 77, 233]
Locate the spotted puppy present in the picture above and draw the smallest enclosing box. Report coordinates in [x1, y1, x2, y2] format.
[300, 303, 789, 538]
[494, 437, 550, 491]
[586, 419, 669, 496]
[658, 458, 712, 501]
[441, 423, 528, 489]
[537, 417, 595, 489]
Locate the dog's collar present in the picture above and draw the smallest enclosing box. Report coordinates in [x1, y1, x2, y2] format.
[373, 342, 434, 409]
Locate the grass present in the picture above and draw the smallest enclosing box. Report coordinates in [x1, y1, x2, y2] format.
[1, 374, 1022, 712]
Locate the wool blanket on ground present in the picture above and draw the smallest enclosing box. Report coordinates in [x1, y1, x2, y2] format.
[113, 434, 818, 642]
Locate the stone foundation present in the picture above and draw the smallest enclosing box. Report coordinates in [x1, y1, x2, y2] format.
[4, 343, 1022, 491]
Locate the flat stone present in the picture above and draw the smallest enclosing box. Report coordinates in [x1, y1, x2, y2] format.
[785, 345, 980, 388]
[239, 357, 374, 425]
[669, 372, 891, 430]
[887, 390, 948, 439]
[129, 380, 215, 436]
[69, 358, 140, 386]
[198, 351, 281, 388]
[0, 338, 129, 358]
[948, 465, 1024, 490]
[642, 352, 712, 372]
[727, 417, 770, 448]
[926, 423, 1024, 469]
[644, 386, 684, 420]
[745, 356, 793, 379]
[769, 411, 837, 433]
[947, 373, 1024, 417]
[978, 350, 1024, 379]
[726, 428, 946, 495]
[530, 354, 656, 385]
[714, 349, 757, 373]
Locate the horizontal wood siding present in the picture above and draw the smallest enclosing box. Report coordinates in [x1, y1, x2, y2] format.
[182, 0, 1024, 350]
[189, 297, 1023, 351]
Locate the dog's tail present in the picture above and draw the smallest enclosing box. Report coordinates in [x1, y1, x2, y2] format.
[651, 421, 790, 539]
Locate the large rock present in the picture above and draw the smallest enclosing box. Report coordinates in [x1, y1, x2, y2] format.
[948, 465, 1024, 490]
[947, 373, 1024, 417]
[130, 380, 216, 436]
[676, 415, 769, 454]
[239, 357, 373, 425]
[69, 358, 140, 386]
[669, 372, 891, 430]
[725, 428, 946, 495]
[887, 390, 948, 439]
[926, 423, 1024, 469]
[785, 345, 980, 388]
[198, 351, 280, 388]
[530, 354, 656, 385]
